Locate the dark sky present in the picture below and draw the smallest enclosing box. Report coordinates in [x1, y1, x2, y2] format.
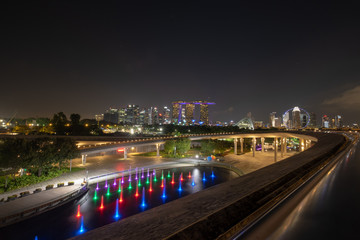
[1, 2, 360, 124]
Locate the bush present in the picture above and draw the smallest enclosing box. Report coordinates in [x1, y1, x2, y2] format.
[57, 183, 64, 187]
[68, 181, 74, 185]
[33, 188, 42, 193]
[20, 191, 30, 197]
[7, 194, 17, 201]
[46, 184, 54, 190]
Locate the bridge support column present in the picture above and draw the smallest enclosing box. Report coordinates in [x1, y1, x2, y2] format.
[156, 144, 160, 157]
[81, 154, 87, 165]
[240, 138, 244, 154]
[274, 138, 278, 162]
[284, 137, 287, 154]
[252, 137, 256, 157]
[300, 139, 305, 152]
[124, 148, 128, 160]
[281, 137, 285, 157]
[234, 138, 238, 155]
[261, 137, 265, 153]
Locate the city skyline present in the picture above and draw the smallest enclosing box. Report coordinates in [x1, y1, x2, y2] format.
[1, 2, 360, 124]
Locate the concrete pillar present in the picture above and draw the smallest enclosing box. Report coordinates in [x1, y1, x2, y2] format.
[81, 154, 87, 165]
[234, 138, 238, 155]
[300, 139, 305, 152]
[274, 138, 278, 162]
[252, 137, 256, 157]
[281, 137, 284, 157]
[156, 144, 160, 157]
[240, 138, 244, 153]
[261, 137, 265, 153]
[284, 138, 287, 154]
[124, 147, 127, 160]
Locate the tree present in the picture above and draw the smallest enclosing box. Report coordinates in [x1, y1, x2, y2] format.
[175, 138, 191, 155]
[51, 112, 68, 135]
[70, 113, 81, 126]
[53, 138, 79, 169]
[201, 140, 216, 155]
[164, 140, 176, 155]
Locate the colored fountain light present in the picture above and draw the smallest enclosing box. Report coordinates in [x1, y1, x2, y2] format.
[138, 173, 142, 186]
[119, 186, 124, 202]
[146, 175, 150, 184]
[128, 181, 132, 190]
[180, 172, 184, 181]
[153, 173, 157, 182]
[188, 171, 191, 179]
[203, 172, 206, 182]
[141, 168, 144, 179]
[113, 178, 117, 186]
[162, 178, 166, 199]
[147, 168, 150, 177]
[96, 182, 99, 190]
[211, 171, 215, 178]
[100, 195, 104, 210]
[153, 169, 156, 176]
[79, 216, 85, 233]
[161, 178, 164, 188]
[141, 187, 146, 208]
[135, 167, 138, 179]
[105, 180, 108, 188]
[135, 183, 139, 197]
[171, 172, 175, 184]
[149, 175, 153, 192]
[118, 183, 121, 193]
[178, 176, 182, 192]
[191, 176, 195, 186]
[121, 173, 124, 184]
[35, 236, 38, 240]
[106, 186, 111, 196]
[76, 204, 81, 218]
[93, 190, 98, 200]
[167, 171, 171, 178]
[114, 199, 120, 219]
[161, 170, 164, 180]
[128, 167, 132, 182]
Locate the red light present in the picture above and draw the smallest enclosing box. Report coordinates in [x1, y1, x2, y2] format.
[117, 148, 124, 152]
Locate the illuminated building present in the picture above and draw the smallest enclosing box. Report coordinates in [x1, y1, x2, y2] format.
[322, 115, 330, 128]
[104, 108, 119, 124]
[162, 106, 171, 124]
[309, 112, 317, 128]
[269, 112, 277, 127]
[292, 107, 301, 129]
[335, 115, 342, 128]
[185, 103, 195, 124]
[171, 101, 215, 125]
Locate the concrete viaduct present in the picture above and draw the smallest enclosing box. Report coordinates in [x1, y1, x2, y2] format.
[77, 132, 317, 165]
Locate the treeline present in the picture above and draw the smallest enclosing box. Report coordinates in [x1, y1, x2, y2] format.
[0, 137, 79, 177]
[200, 139, 233, 155]
[163, 125, 241, 135]
[163, 138, 191, 156]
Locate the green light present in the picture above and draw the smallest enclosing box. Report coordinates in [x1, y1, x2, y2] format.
[118, 185, 121, 193]
[128, 182, 132, 190]
[93, 190, 98, 200]
[161, 170, 164, 180]
[138, 181, 142, 187]
[167, 171, 171, 178]
[106, 187, 110, 196]
[154, 175, 157, 182]
[146, 177, 149, 184]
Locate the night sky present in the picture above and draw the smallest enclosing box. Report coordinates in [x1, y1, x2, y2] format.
[1, 2, 360, 124]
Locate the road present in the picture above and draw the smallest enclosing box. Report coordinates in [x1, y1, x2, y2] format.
[237, 134, 360, 240]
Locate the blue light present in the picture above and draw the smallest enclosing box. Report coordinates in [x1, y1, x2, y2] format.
[211, 171, 215, 178]
[202, 172, 206, 181]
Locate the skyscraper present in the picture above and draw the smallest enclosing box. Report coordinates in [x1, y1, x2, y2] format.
[185, 103, 195, 124]
[292, 107, 301, 129]
[322, 115, 330, 128]
[269, 112, 277, 127]
[309, 112, 317, 128]
[335, 115, 342, 128]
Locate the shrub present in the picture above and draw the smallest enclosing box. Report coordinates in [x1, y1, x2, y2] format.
[68, 181, 74, 185]
[33, 188, 42, 193]
[7, 194, 17, 201]
[57, 183, 64, 187]
[46, 184, 54, 190]
[20, 191, 30, 197]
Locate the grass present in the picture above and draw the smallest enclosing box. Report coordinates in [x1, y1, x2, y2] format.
[0, 167, 85, 193]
